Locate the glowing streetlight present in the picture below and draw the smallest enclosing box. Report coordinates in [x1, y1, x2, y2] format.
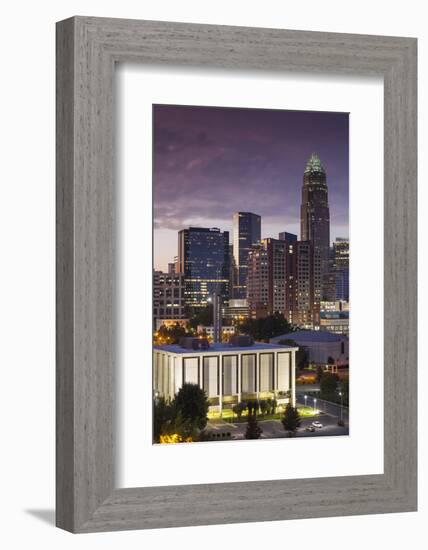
[339, 391, 343, 423]
[313, 397, 317, 414]
[304, 394, 308, 408]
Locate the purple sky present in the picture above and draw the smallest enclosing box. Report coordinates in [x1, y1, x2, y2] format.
[153, 104, 349, 271]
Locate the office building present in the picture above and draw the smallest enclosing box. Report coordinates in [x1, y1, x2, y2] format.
[177, 227, 230, 309]
[223, 299, 250, 321]
[321, 300, 349, 312]
[278, 231, 297, 243]
[232, 212, 261, 299]
[153, 270, 186, 327]
[322, 271, 337, 302]
[246, 243, 269, 319]
[320, 311, 349, 336]
[335, 269, 349, 302]
[291, 240, 321, 329]
[323, 238, 350, 301]
[300, 153, 330, 286]
[333, 237, 349, 301]
[246, 238, 295, 320]
[334, 237, 349, 270]
[319, 300, 349, 336]
[246, 236, 320, 328]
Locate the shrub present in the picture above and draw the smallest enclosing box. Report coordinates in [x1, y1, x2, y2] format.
[244, 414, 263, 439]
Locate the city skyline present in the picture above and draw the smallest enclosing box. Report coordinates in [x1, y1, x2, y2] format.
[154, 104, 349, 271]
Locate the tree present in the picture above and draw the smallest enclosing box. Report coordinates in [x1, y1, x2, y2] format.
[340, 376, 349, 407]
[271, 398, 278, 415]
[173, 383, 209, 432]
[320, 372, 339, 401]
[245, 414, 263, 439]
[187, 304, 213, 329]
[259, 399, 268, 416]
[233, 402, 246, 420]
[155, 322, 189, 345]
[246, 399, 259, 416]
[238, 313, 296, 342]
[153, 396, 173, 443]
[316, 365, 324, 383]
[281, 404, 301, 437]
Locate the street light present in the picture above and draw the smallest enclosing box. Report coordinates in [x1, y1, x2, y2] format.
[313, 397, 317, 415]
[304, 394, 307, 409]
[339, 391, 343, 423]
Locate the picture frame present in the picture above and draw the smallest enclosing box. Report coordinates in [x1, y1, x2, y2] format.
[56, 16, 417, 533]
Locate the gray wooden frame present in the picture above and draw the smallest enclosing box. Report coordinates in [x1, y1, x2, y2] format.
[56, 16, 417, 533]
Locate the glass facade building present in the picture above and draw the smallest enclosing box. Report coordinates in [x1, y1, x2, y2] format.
[177, 227, 230, 309]
[232, 212, 261, 299]
[333, 238, 349, 301]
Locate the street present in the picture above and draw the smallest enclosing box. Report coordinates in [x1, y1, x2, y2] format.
[295, 394, 349, 424]
[207, 405, 349, 440]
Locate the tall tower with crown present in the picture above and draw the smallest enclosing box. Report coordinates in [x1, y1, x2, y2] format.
[300, 153, 331, 284]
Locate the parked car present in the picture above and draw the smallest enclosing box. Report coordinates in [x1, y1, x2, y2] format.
[305, 426, 315, 432]
[312, 421, 323, 428]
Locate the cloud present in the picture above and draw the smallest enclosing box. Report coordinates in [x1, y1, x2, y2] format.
[153, 105, 349, 234]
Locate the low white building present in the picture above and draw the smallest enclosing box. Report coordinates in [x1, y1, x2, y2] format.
[270, 330, 349, 367]
[153, 339, 298, 412]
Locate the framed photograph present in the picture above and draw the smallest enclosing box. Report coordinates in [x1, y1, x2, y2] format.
[150, 104, 350, 446]
[56, 16, 417, 532]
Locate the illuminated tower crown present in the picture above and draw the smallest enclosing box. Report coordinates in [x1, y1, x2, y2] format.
[304, 153, 325, 176]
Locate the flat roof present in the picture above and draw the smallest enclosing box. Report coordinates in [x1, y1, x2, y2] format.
[153, 342, 297, 354]
[271, 330, 348, 344]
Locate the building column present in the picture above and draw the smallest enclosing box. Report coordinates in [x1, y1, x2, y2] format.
[219, 358, 223, 414]
[273, 352, 277, 394]
[199, 357, 203, 393]
[291, 351, 296, 407]
[256, 353, 260, 401]
[175, 356, 183, 396]
[237, 355, 241, 404]
[169, 356, 176, 400]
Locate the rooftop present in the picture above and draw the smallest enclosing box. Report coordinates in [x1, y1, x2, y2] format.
[271, 330, 348, 344]
[304, 153, 325, 175]
[321, 311, 349, 319]
[154, 341, 297, 354]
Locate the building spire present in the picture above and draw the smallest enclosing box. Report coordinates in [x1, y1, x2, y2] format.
[304, 153, 325, 175]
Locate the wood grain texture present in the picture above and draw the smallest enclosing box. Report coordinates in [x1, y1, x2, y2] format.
[56, 16, 417, 533]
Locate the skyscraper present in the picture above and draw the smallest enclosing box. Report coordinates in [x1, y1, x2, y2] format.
[333, 237, 349, 301]
[246, 238, 292, 321]
[333, 237, 349, 270]
[300, 154, 330, 283]
[278, 231, 297, 243]
[246, 243, 269, 319]
[232, 212, 261, 299]
[246, 236, 320, 328]
[177, 227, 230, 309]
[291, 240, 321, 329]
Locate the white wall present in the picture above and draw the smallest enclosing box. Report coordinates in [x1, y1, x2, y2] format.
[0, 1, 425, 548]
